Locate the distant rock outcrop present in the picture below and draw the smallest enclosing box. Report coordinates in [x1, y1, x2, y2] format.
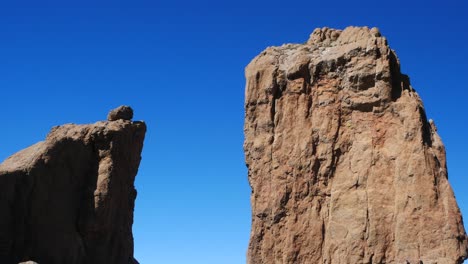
[0, 106, 146, 264]
[244, 26, 468, 263]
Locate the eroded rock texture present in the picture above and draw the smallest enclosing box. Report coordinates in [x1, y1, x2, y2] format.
[244, 26, 468, 264]
[0, 106, 146, 264]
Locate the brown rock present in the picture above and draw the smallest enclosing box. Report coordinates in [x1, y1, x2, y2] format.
[0, 109, 146, 264]
[108, 105, 134, 121]
[244, 26, 468, 264]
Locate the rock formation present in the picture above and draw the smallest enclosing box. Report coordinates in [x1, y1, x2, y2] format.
[244, 26, 468, 263]
[0, 106, 146, 264]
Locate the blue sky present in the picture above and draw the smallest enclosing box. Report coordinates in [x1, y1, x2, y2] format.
[0, 1, 467, 263]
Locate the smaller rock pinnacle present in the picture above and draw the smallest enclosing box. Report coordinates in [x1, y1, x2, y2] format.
[107, 105, 134, 121]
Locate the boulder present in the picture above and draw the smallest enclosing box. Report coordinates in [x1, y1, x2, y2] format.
[107, 105, 134, 121]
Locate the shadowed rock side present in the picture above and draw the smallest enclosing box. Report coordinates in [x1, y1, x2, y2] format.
[0, 106, 146, 264]
[244, 26, 468, 264]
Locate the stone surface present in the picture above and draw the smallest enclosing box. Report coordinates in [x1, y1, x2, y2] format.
[108, 105, 134, 121]
[244, 26, 468, 264]
[0, 110, 146, 264]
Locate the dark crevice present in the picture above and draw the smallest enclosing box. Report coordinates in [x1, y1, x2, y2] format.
[270, 68, 284, 127]
[311, 158, 321, 185]
[272, 211, 286, 224]
[419, 106, 433, 147]
[389, 50, 416, 102]
[320, 218, 326, 263]
[389, 50, 403, 101]
[280, 188, 291, 207]
[400, 74, 411, 91]
[325, 107, 343, 184]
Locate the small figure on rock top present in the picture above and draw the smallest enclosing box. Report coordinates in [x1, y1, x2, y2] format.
[107, 105, 134, 121]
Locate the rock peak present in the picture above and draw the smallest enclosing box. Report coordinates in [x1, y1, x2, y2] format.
[0, 111, 146, 263]
[244, 26, 468, 263]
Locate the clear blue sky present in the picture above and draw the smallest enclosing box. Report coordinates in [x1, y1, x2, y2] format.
[0, 1, 467, 263]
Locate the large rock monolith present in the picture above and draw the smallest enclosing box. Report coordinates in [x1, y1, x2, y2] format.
[244, 26, 468, 264]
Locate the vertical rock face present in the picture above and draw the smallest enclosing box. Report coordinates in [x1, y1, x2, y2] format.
[0, 106, 146, 264]
[244, 27, 468, 264]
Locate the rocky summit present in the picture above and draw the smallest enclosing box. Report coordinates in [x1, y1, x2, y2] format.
[244, 26, 468, 264]
[0, 106, 146, 264]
